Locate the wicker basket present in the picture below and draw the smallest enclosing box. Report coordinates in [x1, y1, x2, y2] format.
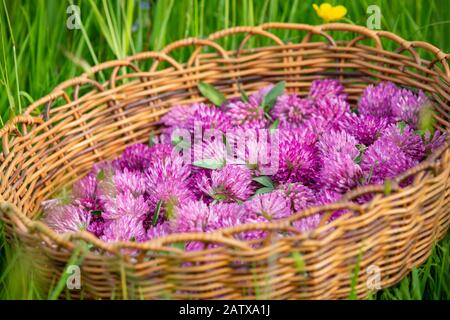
[0, 23, 449, 300]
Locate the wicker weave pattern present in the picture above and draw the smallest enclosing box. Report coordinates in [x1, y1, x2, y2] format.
[0, 23, 449, 299]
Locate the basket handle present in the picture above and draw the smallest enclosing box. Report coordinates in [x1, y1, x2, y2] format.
[0, 115, 44, 157]
[149, 38, 230, 71]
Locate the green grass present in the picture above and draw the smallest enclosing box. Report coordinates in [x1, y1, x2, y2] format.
[0, 0, 449, 299]
[376, 234, 450, 300]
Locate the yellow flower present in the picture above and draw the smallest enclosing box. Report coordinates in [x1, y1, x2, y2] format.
[313, 3, 347, 22]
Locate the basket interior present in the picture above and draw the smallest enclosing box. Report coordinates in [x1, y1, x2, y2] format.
[0, 38, 449, 221]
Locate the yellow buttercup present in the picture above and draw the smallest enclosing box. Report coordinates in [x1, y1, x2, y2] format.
[313, 3, 347, 22]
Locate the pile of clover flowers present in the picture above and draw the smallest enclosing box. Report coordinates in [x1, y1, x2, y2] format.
[42, 79, 447, 251]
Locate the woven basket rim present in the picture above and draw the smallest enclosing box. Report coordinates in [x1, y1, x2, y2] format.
[0, 23, 449, 255]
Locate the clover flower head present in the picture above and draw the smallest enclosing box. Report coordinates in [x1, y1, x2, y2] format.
[391, 89, 429, 127]
[172, 201, 246, 233]
[101, 214, 147, 242]
[274, 135, 319, 185]
[172, 201, 252, 251]
[44, 204, 91, 234]
[278, 182, 316, 212]
[190, 137, 237, 198]
[380, 123, 426, 160]
[160, 104, 200, 128]
[186, 103, 232, 134]
[317, 129, 359, 159]
[225, 85, 275, 128]
[197, 165, 253, 202]
[146, 155, 194, 219]
[230, 127, 279, 175]
[278, 127, 318, 147]
[115, 143, 154, 171]
[147, 152, 191, 181]
[293, 214, 322, 233]
[271, 94, 314, 128]
[316, 189, 342, 205]
[87, 214, 106, 237]
[210, 202, 248, 229]
[424, 130, 447, 155]
[244, 191, 291, 221]
[147, 222, 171, 240]
[318, 152, 363, 193]
[147, 178, 195, 221]
[226, 100, 268, 129]
[72, 174, 100, 211]
[102, 191, 150, 220]
[338, 113, 389, 146]
[309, 79, 346, 99]
[148, 143, 175, 162]
[172, 200, 209, 233]
[113, 168, 147, 196]
[358, 82, 398, 119]
[90, 160, 118, 176]
[300, 116, 340, 139]
[361, 138, 418, 184]
[313, 94, 350, 122]
[192, 137, 229, 165]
